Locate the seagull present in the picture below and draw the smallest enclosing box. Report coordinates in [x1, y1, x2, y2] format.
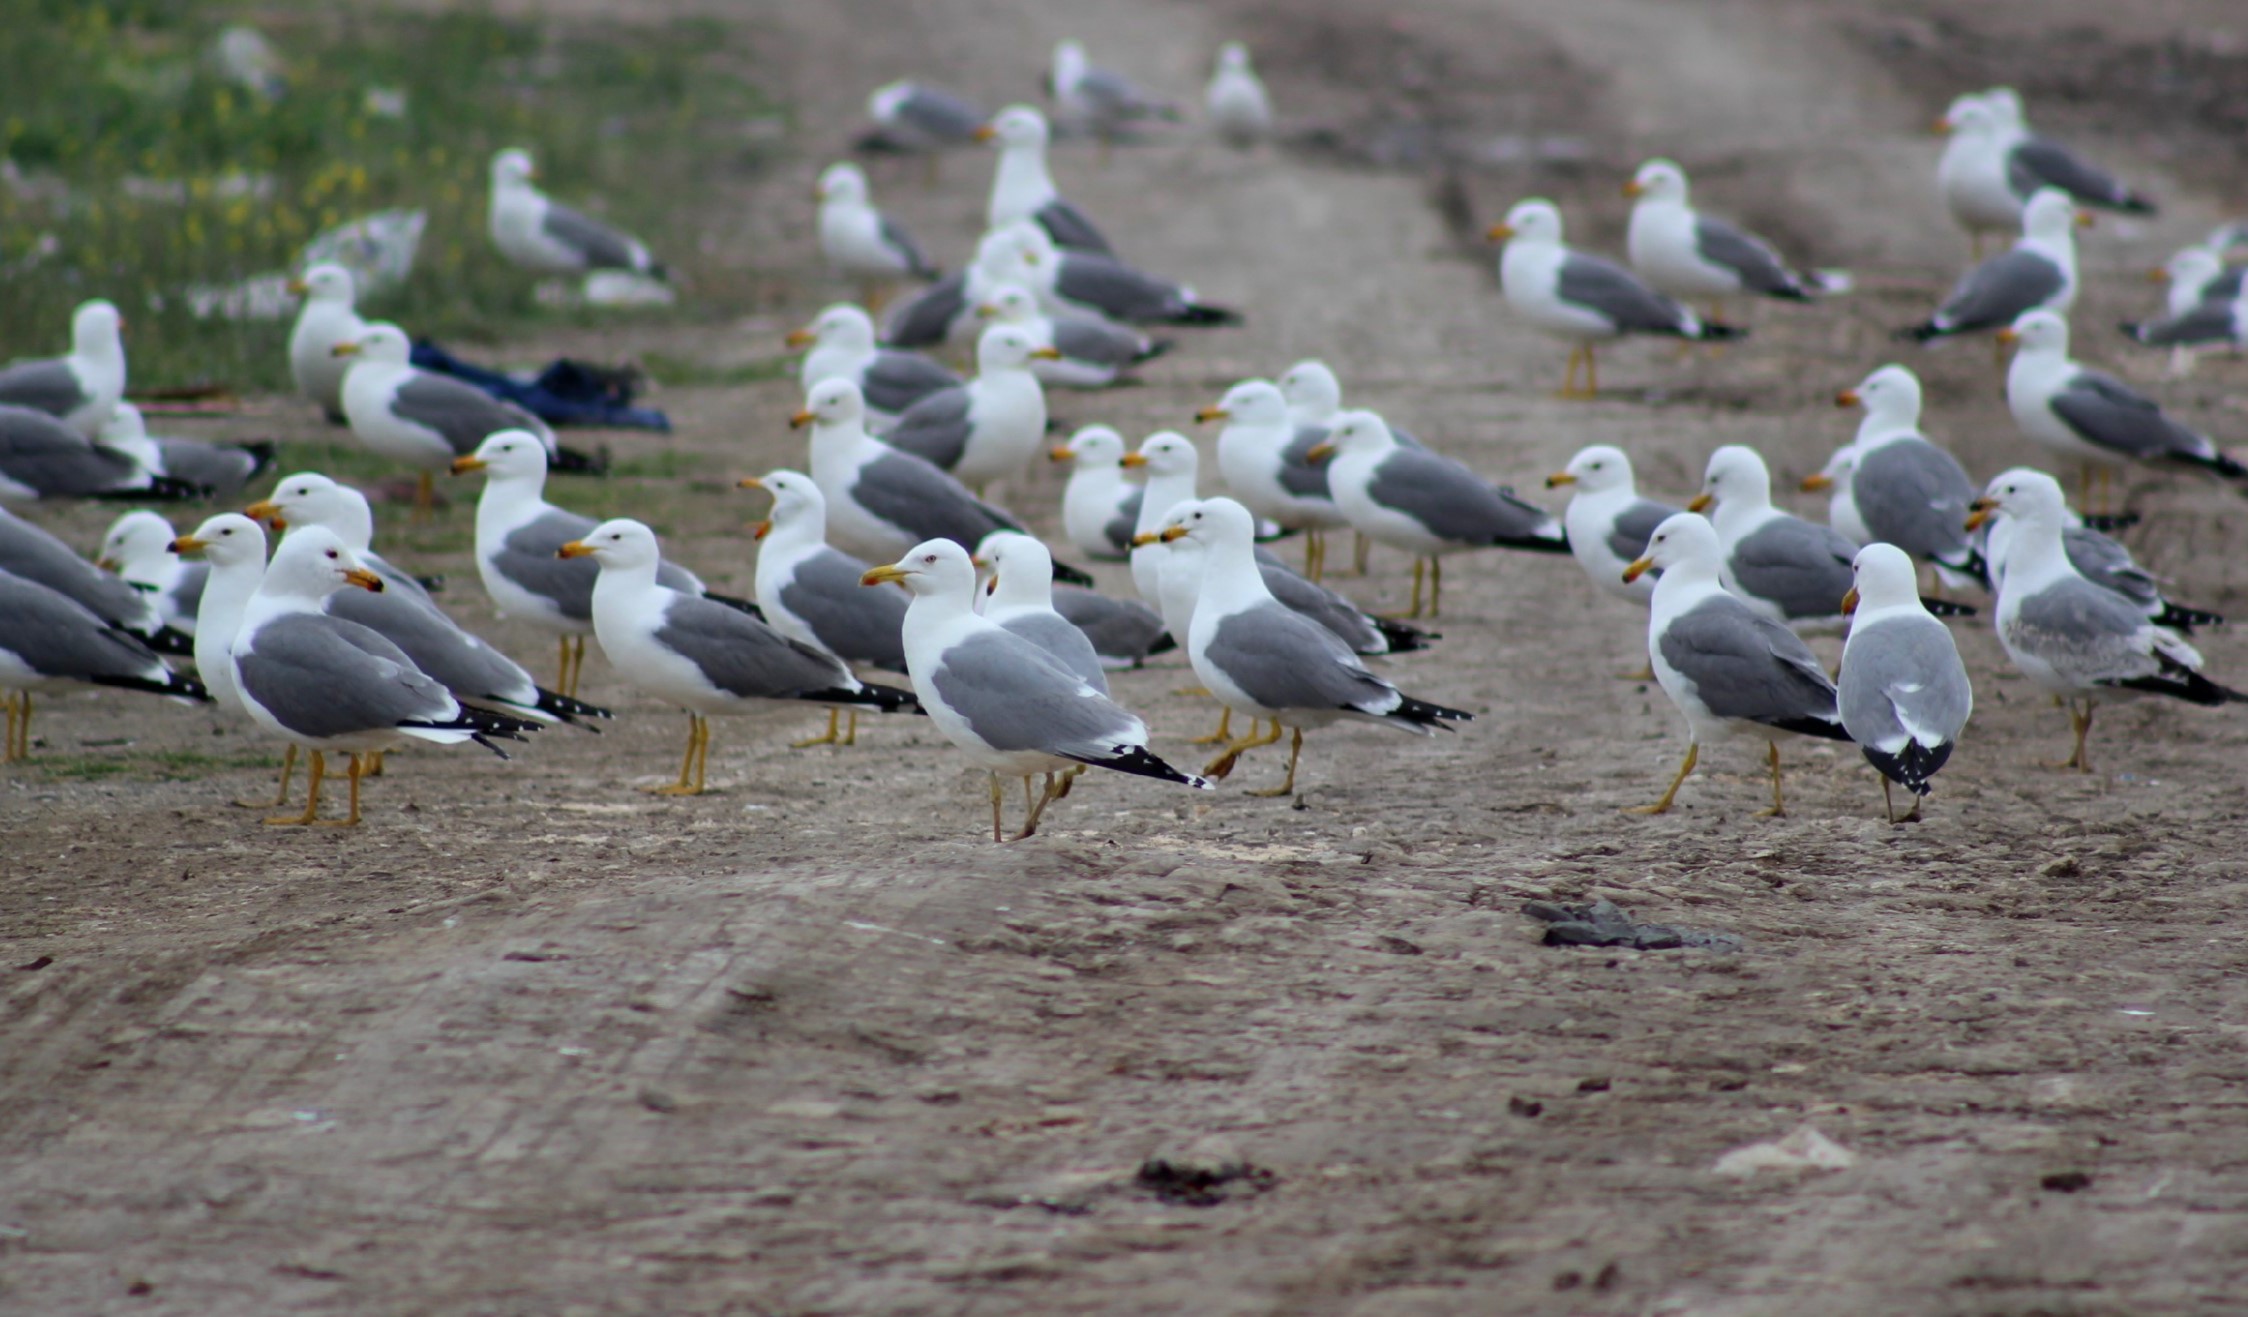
[738, 469, 907, 747]
[1811, 365, 1981, 586]
[170, 512, 305, 808]
[0, 568, 206, 763]
[1050, 39, 1180, 156]
[974, 532, 1110, 693]
[864, 538, 1206, 840]
[0, 404, 200, 504]
[882, 324, 1058, 491]
[993, 222, 1241, 327]
[286, 264, 367, 422]
[1491, 199, 1743, 397]
[1622, 513, 1851, 816]
[1981, 88, 2157, 217]
[336, 323, 598, 514]
[1161, 497, 1470, 797]
[1976, 486, 2223, 632]
[244, 472, 437, 603]
[1969, 468, 2244, 771]
[96, 404, 273, 497]
[487, 148, 667, 278]
[1623, 159, 1831, 314]
[2003, 309, 2246, 512]
[2148, 244, 2244, 320]
[1898, 188, 2083, 344]
[1050, 425, 1143, 561]
[878, 223, 1037, 350]
[816, 161, 939, 306]
[860, 81, 988, 172]
[1936, 92, 2153, 258]
[2121, 285, 2248, 365]
[1205, 42, 1272, 148]
[0, 300, 127, 437]
[1839, 543, 1973, 823]
[1278, 357, 1424, 574]
[977, 105, 1114, 256]
[0, 503, 188, 653]
[1309, 411, 1568, 618]
[1545, 444, 1683, 608]
[1204, 378, 1350, 580]
[97, 510, 204, 637]
[1690, 445, 1859, 635]
[563, 519, 915, 794]
[789, 303, 960, 428]
[976, 283, 1170, 388]
[453, 429, 718, 697]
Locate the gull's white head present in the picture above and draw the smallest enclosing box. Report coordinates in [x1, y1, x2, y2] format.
[1315, 409, 1399, 459]
[1202, 379, 1286, 428]
[1216, 41, 1252, 71]
[98, 509, 177, 570]
[262, 526, 382, 600]
[1490, 199, 1564, 246]
[1626, 159, 1689, 204]
[97, 402, 150, 444]
[490, 148, 536, 189]
[251, 471, 373, 547]
[863, 537, 976, 599]
[171, 512, 267, 570]
[292, 263, 357, 305]
[1158, 495, 1256, 549]
[1693, 444, 1774, 513]
[1625, 512, 1721, 582]
[456, 428, 551, 482]
[2161, 246, 2223, 289]
[1999, 308, 2070, 357]
[1278, 359, 1341, 416]
[1848, 542, 1921, 614]
[1127, 431, 1199, 478]
[977, 284, 1040, 325]
[72, 299, 124, 357]
[793, 378, 868, 432]
[792, 302, 877, 351]
[558, 518, 661, 571]
[1054, 424, 1127, 468]
[333, 321, 410, 366]
[1549, 444, 1636, 494]
[1840, 363, 1924, 430]
[1982, 86, 2025, 129]
[974, 531, 1055, 605]
[2021, 188, 2085, 243]
[980, 105, 1050, 150]
[975, 323, 1050, 372]
[741, 468, 826, 538]
[1939, 94, 1998, 137]
[1971, 467, 2068, 531]
[816, 161, 869, 204]
[1052, 40, 1088, 83]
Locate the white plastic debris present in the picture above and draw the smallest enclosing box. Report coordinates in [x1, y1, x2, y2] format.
[535, 271, 677, 310]
[1711, 1125, 1857, 1177]
[179, 273, 297, 322]
[211, 26, 287, 101]
[300, 209, 426, 296]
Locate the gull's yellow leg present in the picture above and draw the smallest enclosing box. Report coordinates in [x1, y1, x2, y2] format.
[792, 707, 843, 749]
[1248, 728, 1306, 797]
[988, 773, 1005, 843]
[2067, 701, 2094, 773]
[314, 753, 364, 827]
[1303, 530, 1319, 579]
[1754, 741, 1787, 819]
[1188, 708, 1235, 746]
[234, 743, 296, 808]
[412, 471, 435, 524]
[648, 712, 703, 795]
[363, 749, 384, 777]
[1556, 345, 1581, 398]
[556, 637, 572, 696]
[1406, 557, 1426, 619]
[1054, 764, 1085, 799]
[2, 692, 20, 763]
[693, 715, 712, 793]
[842, 709, 859, 746]
[1881, 776, 1896, 826]
[1618, 661, 1656, 682]
[1624, 742, 1699, 815]
[1428, 557, 1444, 619]
[266, 750, 327, 826]
[1584, 344, 1599, 397]
[1203, 718, 1283, 781]
[16, 692, 32, 760]
[1353, 532, 1371, 576]
[1015, 773, 1065, 841]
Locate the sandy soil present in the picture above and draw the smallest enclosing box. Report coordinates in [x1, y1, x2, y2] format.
[6, 0, 2248, 1312]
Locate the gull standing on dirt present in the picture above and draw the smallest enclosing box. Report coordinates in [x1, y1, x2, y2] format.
[738, 470, 907, 747]
[0, 404, 199, 505]
[0, 505, 187, 652]
[1309, 411, 1568, 618]
[97, 510, 204, 637]
[1491, 200, 1743, 397]
[1052, 425, 1143, 561]
[286, 264, 367, 422]
[1204, 43, 1271, 148]
[1049, 40, 1179, 157]
[1810, 365, 1981, 585]
[1898, 188, 2083, 344]
[487, 148, 667, 278]
[171, 512, 307, 807]
[562, 519, 915, 795]
[815, 161, 939, 306]
[995, 223, 1241, 327]
[863, 538, 1207, 841]
[0, 569, 206, 763]
[881, 325, 1058, 491]
[861, 81, 988, 167]
[1279, 357, 1423, 574]
[974, 532, 1109, 693]
[1125, 431, 1203, 603]
[1935, 92, 2153, 258]
[1976, 487, 2223, 632]
[1969, 469, 2244, 771]
[1205, 378, 1350, 580]
[1622, 513, 1851, 816]
[2002, 309, 2246, 512]
[2122, 283, 2248, 366]
[977, 284, 1170, 388]
[453, 430, 716, 698]
[978, 105, 1114, 256]
[1162, 498, 1470, 797]
[879, 224, 1039, 350]
[0, 300, 127, 438]
[1546, 445, 1682, 608]
[790, 303, 959, 429]
[1691, 445, 1859, 635]
[97, 404, 272, 497]
[1839, 543, 1972, 823]
[245, 472, 435, 602]
[1981, 89, 2157, 217]
[1623, 159, 1834, 313]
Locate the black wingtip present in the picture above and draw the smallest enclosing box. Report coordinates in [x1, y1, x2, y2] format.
[1920, 595, 1978, 618]
[1170, 304, 1243, 328]
[702, 592, 766, 621]
[1862, 739, 1951, 796]
[1145, 630, 1179, 657]
[533, 686, 615, 727]
[820, 682, 920, 713]
[1370, 617, 1438, 653]
[1070, 743, 1209, 789]
[96, 474, 208, 502]
[237, 441, 280, 479]
[550, 444, 611, 477]
[1697, 323, 1749, 342]
[413, 574, 446, 594]
[1894, 323, 1943, 344]
[1494, 534, 1573, 556]
[2118, 194, 2158, 215]
[2080, 511, 2140, 533]
[1051, 561, 1096, 588]
[1767, 713, 1854, 742]
[1136, 338, 1178, 363]
[2118, 319, 2151, 344]
[1392, 695, 1473, 727]
[2112, 667, 2248, 706]
[2192, 450, 2248, 481]
[144, 624, 194, 656]
[2154, 601, 2225, 631]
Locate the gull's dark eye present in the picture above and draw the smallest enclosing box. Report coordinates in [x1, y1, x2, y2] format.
[325, 549, 338, 559]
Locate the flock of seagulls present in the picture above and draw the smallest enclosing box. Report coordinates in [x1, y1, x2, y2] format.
[2, 35, 2243, 838]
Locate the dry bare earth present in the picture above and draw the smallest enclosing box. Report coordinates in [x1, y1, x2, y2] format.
[6, 0, 2248, 1312]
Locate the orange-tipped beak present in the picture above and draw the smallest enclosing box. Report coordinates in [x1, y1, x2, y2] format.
[330, 341, 360, 358]
[737, 475, 767, 492]
[1621, 557, 1653, 584]
[243, 499, 284, 528]
[1195, 406, 1229, 423]
[1964, 498, 1995, 531]
[789, 409, 817, 429]
[860, 564, 910, 586]
[1304, 442, 1335, 464]
[1048, 445, 1074, 462]
[1994, 327, 2020, 346]
[450, 455, 487, 475]
[1840, 586, 1859, 616]
[1622, 179, 1645, 198]
[752, 519, 772, 541]
[1128, 531, 1160, 547]
[1158, 525, 1189, 543]
[1686, 492, 1713, 513]
[167, 535, 208, 555]
[343, 567, 385, 593]
[1544, 472, 1576, 488]
[1117, 452, 1149, 469]
[784, 327, 816, 347]
[1801, 472, 1835, 492]
[1485, 222, 1516, 242]
[1835, 388, 1861, 408]
[556, 540, 596, 559]
[972, 123, 997, 142]
[1933, 115, 1954, 135]
[1028, 346, 1063, 361]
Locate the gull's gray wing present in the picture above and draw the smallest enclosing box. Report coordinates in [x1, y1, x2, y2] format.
[0, 406, 144, 497]
[152, 437, 266, 495]
[778, 546, 907, 670]
[391, 374, 547, 457]
[877, 212, 937, 280]
[1659, 595, 1838, 726]
[851, 450, 1022, 549]
[236, 612, 457, 737]
[1205, 600, 1395, 713]
[928, 629, 1141, 756]
[2007, 576, 2165, 684]
[883, 386, 976, 471]
[1050, 315, 1145, 368]
[1054, 255, 1183, 322]
[1051, 586, 1166, 665]
[0, 359, 86, 418]
[1852, 439, 1977, 561]
[881, 272, 969, 348]
[2062, 527, 2157, 608]
[1102, 487, 1142, 555]
[1255, 552, 1382, 653]
[1556, 253, 1693, 334]
[653, 593, 855, 700]
[1727, 516, 1856, 621]
[492, 508, 600, 620]
[325, 586, 534, 706]
[163, 562, 208, 630]
[1277, 427, 1337, 500]
[2047, 370, 2213, 462]
[542, 200, 645, 271]
[361, 549, 437, 607]
[1000, 611, 1109, 694]
[1035, 200, 1114, 257]
[0, 506, 159, 633]
[1934, 249, 2064, 332]
[2127, 300, 2243, 348]
[860, 350, 960, 416]
[892, 86, 985, 143]
[1693, 216, 1804, 298]
[1368, 448, 1562, 546]
[1606, 498, 1685, 564]
[0, 571, 168, 685]
[1840, 614, 1970, 752]
[2006, 139, 2150, 212]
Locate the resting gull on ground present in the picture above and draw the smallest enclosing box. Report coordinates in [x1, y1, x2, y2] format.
[1204, 378, 1350, 581]
[97, 404, 272, 498]
[878, 224, 1035, 350]
[790, 303, 959, 428]
[97, 510, 204, 638]
[860, 81, 987, 168]
[1205, 43, 1271, 148]
[993, 223, 1240, 327]
[0, 503, 188, 652]
[0, 300, 126, 437]
[816, 162, 939, 304]
[1839, 543, 1973, 823]
[488, 148, 667, 278]
[1051, 425, 1143, 561]
[0, 568, 206, 763]
[1936, 92, 2152, 258]
[1624, 159, 1834, 312]
[0, 404, 199, 504]
[1050, 39, 1179, 155]
[882, 325, 1057, 491]
[1898, 188, 2083, 344]
[286, 264, 367, 422]
[978, 105, 1114, 255]
[1810, 364, 1981, 586]
[977, 283, 1170, 388]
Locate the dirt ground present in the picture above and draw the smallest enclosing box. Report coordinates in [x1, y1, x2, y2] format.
[7, 0, 2248, 1312]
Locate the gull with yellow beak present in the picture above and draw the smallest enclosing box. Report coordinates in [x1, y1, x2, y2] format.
[487, 148, 668, 278]
[0, 402, 199, 505]
[1205, 378, 1350, 582]
[1623, 159, 1837, 318]
[1897, 188, 2084, 345]
[973, 532, 1108, 693]
[0, 299, 127, 438]
[1814, 364, 1980, 587]
[862, 538, 1205, 841]
[560, 518, 916, 795]
[285, 264, 366, 421]
[97, 403, 273, 498]
[977, 284, 1170, 388]
[815, 161, 939, 311]
[1838, 543, 1972, 823]
[1936, 91, 2154, 258]
[862, 81, 987, 176]
[1546, 445, 1681, 610]
[173, 512, 302, 807]
[1052, 425, 1143, 561]
[228, 528, 539, 825]
[0, 505, 184, 652]
[1622, 513, 1850, 817]
[789, 303, 958, 429]
[0, 568, 206, 764]
[978, 104, 1114, 256]
[882, 325, 1060, 492]
[97, 510, 203, 637]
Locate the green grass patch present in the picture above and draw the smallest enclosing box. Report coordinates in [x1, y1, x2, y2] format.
[640, 352, 797, 389]
[32, 747, 281, 782]
[0, 1, 780, 392]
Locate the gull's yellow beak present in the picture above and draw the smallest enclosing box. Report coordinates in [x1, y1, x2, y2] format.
[556, 540, 596, 559]
[286, 277, 309, 295]
[1933, 115, 1955, 135]
[1304, 442, 1336, 464]
[2075, 210, 2095, 229]
[1128, 531, 1158, 547]
[974, 303, 1000, 318]
[1117, 452, 1149, 469]
[117, 316, 128, 335]
[1686, 492, 1713, 513]
[1195, 405, 1230, 423]
[1964, 497, 1995, 531]
[243, 499, 284, 528]
[1544, 472, 1577, 488]
[2149, 267, 2171, 284]
[784, 327, 816, 347]
[1994, 327, 2020, 346]
[1622, 179, 1645, 198]
[95, 556, 119, 572]
[813, 185, 829, 202]
[968, 554, 989, 569]
[1485, 222, 1516, 242]
[330, 341, 360, 358]
[1840, 586, 1860, 616]
[860, 564, 910, 586]
[1835, 388, 1861, 408]
[789, 408, 817, 429]
[450, 455, 487, 475]
[1621, 556, 1654, 584]
[343, 567, 385, 593]
[167, 535, 208, 555]
[1028, 346, 1063, 360]
[1048, 445, 1074, 462]
[1158, 525, 1190, 543]
[972, 123, 997, 142]
[1801, 472, 1835, 492]
[737, 475, 766, 492]
[752, 520, 772, 541]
